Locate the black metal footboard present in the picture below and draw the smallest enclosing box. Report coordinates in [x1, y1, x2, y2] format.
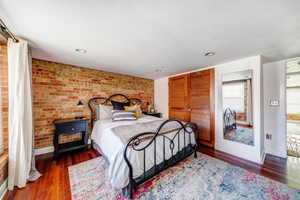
[122, 119, 198, 199]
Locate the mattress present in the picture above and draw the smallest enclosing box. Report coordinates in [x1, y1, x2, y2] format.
[91, 115, 196, 189]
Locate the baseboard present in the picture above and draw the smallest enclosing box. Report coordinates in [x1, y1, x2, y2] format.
[0, 179, 7, 200]
[34, 146, 54, 156]
[265, 149, 287, 159]
[35, 139, 92, 156]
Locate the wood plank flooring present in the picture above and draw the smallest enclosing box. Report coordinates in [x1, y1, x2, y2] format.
[4, 149, 100, 200]
[4, 146, 300, 200]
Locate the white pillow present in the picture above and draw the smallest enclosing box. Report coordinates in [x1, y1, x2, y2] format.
[112, 110, 137, 122]
[96, 105, 113, 120]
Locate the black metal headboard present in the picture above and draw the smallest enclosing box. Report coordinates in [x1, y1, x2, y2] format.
[88, 94, 142, 127]
[223, 107, 237, 132]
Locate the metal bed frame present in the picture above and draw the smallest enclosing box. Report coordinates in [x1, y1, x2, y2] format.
[223, 107, 237, 132]
[88, 94, 198, 199]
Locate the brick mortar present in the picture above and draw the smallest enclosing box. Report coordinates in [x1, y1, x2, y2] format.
[32, 59, 154, 149]
[0, 44, 8, 187]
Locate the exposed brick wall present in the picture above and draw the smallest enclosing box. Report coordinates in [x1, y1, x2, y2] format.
[0, 45, 8, 152]
[0, 44, 8, 187]
[32, 59, 154, 149]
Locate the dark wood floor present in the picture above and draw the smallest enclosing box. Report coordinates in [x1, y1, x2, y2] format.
[4, 146, 300, 200]
[4, 149, 100, 200]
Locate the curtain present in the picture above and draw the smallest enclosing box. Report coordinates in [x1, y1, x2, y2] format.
[287, 88, 300, 115]
[7, 38, 41, 190]
[246, 79, 253, 126]
[222, 81, 245, 113]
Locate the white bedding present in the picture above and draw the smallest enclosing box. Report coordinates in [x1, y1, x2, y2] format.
[91, 115, 196, 189]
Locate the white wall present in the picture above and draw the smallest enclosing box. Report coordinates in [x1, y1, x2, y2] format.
[154, 55, 265, 164]
[263, 60, 287, 158]
[154, 55, 300, 161]
[214, 56, 264, 164]
[154, 77, 169, 118]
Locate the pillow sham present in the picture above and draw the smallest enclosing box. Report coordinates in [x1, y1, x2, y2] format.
[112, 110, 137, 122]
[111, 100, 130, 110]
[124, 105, 142, 119]
[96, 104, 113, 120]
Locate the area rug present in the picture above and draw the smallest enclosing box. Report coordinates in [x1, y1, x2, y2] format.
[224, 126, 254, 146]
[69, 153, 300, 200]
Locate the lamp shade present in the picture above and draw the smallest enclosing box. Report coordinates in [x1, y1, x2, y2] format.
[77, 100, 84, 107]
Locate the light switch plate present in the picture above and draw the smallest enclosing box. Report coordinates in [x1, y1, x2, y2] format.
[269, 100, 280, 106]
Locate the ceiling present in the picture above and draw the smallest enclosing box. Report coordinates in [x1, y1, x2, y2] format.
[1, 0, 300, 79]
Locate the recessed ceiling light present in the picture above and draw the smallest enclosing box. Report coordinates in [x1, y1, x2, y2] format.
[155, 66, 165, 73]
[204, 51, 215, 56]
[75, 48, 87, 54]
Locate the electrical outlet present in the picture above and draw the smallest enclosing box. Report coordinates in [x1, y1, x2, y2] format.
[266, 134, 272, 140]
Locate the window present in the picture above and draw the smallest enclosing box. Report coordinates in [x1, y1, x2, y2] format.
[287, 63, 300, 116]
[287, 74, 300, 87]
[223, 81, 245, 113]
[287, 88, 300, 115]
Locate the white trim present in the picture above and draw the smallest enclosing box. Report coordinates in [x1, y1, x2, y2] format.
[34, 139, 91, 156]
[284, 57, 300, 158]
[0, 179, 7, 200]
[266, 149, 287, 158]
[34, 146, 54, 156]
[215, 55, 263, 164]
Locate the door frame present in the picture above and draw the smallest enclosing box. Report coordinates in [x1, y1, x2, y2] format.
[285, 57, 300, 157]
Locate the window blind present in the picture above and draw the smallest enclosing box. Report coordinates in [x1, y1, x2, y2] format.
[223, 81, 245, 113]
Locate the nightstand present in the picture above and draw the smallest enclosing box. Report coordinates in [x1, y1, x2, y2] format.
[143, 112, 162, 118]
[53, 118, 89, 159]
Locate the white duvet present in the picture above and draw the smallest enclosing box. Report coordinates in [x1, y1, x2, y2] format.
[91, 115, 196, 189]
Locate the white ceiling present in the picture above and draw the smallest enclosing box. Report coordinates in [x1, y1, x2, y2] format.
[1, 0, 300, 79]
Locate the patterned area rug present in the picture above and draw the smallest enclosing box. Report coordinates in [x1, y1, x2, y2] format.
[224, 126, 254, 146]
[69, 153, 300, 200]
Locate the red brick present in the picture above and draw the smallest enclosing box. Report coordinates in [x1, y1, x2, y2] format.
[32, 59, 154, 149]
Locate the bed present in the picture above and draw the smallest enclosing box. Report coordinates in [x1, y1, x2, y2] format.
[88, 94, 198, 198]
[223, 107, 237, 132]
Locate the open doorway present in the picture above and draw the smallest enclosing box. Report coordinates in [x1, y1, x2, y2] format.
[286, 59, 300, 157]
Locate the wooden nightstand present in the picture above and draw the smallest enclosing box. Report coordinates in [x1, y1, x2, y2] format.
[143, 112, 162, 118]
[53, 118, 89, 159]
